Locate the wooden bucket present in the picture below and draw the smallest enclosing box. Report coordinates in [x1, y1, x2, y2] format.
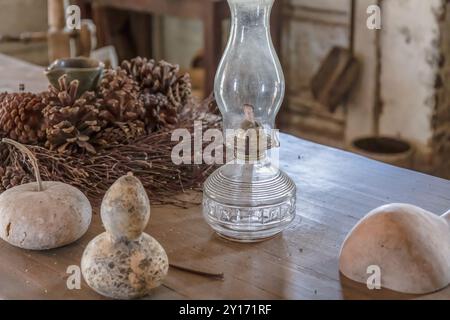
[349, 136, 415, 169]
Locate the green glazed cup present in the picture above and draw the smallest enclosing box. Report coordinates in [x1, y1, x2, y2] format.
[45, 57, 104, 96]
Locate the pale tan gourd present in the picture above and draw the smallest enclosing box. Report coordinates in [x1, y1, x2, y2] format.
[340, 203, 450, 294]
[81, 173, 168, 299]
[0, 139, 92, 250]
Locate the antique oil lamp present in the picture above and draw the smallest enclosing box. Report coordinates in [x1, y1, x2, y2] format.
[202, 0, 296, 242]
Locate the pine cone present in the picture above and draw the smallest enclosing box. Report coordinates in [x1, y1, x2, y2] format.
[0, 144, 10, 164]
[207, 95, 219, 114]
[141, 91, 178, 131]
[96, 68, 145, 124]
[0, 92, 46, 144]
[167, 72, 191, 109]
[121, 57, 192, 129]
[92, 69, 147, 145]
[121, 57, 192, 106]
[43, 75, 104, 154]
[0, 165, 32, 192]
[0, 92, 7, 105]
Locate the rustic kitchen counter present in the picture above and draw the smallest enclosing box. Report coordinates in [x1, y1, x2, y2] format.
[0, 54, 449, 300]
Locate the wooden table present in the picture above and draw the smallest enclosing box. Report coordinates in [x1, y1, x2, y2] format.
[84, 0, 283, 97]
[1, 54, 450, 300]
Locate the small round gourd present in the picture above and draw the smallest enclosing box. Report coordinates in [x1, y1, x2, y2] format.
[81, 173, 168, 299]
[0, 139, 92, 250]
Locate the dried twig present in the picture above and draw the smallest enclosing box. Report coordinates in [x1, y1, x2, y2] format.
[169, 263, 224, 280]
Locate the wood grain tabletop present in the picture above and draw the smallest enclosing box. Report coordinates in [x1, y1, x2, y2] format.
[0, 54, 449, 300]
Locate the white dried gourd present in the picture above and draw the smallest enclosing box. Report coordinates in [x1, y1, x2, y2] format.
[340, 203, 450, 294]
[81, 172, 168, 299]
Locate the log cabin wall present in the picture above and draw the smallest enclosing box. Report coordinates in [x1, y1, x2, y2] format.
[377, 0, 445, 173]
[281, 0, 450, 177]
[433, 0, 450, 178]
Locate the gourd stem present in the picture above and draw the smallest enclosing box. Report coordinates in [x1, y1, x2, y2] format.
[1, 138, 43, 192]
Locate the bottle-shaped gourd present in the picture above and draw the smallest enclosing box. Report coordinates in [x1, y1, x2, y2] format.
[81, 173, 168, 299]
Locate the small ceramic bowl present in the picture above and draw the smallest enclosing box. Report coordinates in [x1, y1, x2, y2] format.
[45, 57, 104, 96]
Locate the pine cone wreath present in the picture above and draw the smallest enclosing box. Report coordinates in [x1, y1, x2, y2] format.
[0, 165, 32, 192]
[0, 92, 46, 144]
[43, 75, 104, 154]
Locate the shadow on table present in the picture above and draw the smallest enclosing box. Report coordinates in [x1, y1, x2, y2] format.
[339, 273, 420, 300]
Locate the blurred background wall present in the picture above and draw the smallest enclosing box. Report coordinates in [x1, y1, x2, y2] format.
[0, 0, 48, 65]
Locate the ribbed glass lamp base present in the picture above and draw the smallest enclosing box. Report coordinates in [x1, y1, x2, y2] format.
[202, 161, 297, 242]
